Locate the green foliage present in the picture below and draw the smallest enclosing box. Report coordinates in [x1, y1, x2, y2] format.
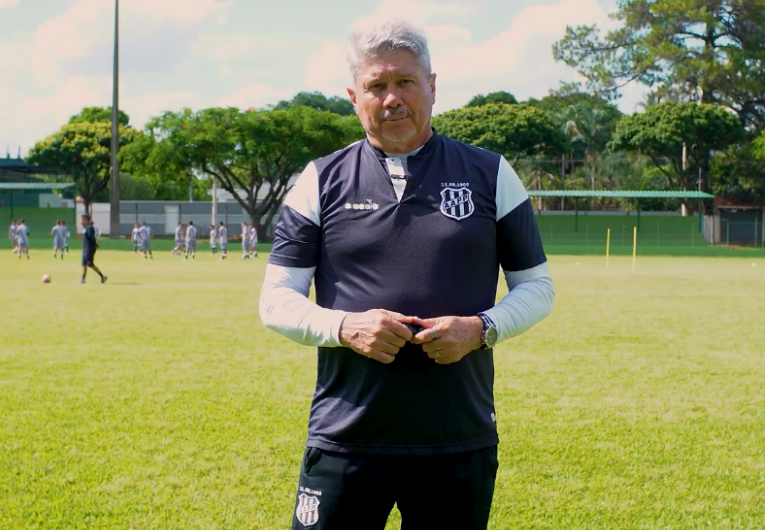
[609, 102, 744, 191]
[465, 91, 518, 107]
[553, 0, 765, 128]
[125, 106, 364, 235]
[754, 129, 765, 159]
[272, 91, 356, 116]
[69, 106, 131, 127]
[433, 103, 568, 162]
[27, 120, 141, 215]
[710, 142, 765, 201]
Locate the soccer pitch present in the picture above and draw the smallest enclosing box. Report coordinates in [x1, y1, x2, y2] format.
[1, 250, 764, 529]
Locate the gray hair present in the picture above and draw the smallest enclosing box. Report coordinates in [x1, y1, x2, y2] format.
[347, 19, 432, 80]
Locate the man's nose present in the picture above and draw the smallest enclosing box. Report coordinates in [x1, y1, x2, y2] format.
[383, 87, 404, 109]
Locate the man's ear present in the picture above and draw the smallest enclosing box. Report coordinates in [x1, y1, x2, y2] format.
[429, 73, 437, 105]
[346, 87, 357, 108]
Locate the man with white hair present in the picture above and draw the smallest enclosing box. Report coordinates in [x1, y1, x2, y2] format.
[260, 19, 554, 529]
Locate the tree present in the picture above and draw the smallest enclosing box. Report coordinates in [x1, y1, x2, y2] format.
[119, 112, 201, 201]
[528, 89, 623, 191]
[28, 121, 141, 215]
[553, 0, 765, 129]
[754, 129, 765, 159]
[609, 102, 744, 208]
[132, 106, 364, 238]
[465, 91, 518, 107]
[710, 142, 765, 200]
[273, 91, 356, 116]
[69, 107, 130, 127]
[433, 104, 568, 164]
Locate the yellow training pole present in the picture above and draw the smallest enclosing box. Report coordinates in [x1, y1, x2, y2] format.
[632, 226, 637, 273]
[606, 228, 611, 268]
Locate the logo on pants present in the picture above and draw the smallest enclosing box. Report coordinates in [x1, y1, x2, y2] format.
[296, 493, 320, 526]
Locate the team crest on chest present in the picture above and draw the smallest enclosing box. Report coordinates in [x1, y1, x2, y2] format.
[296, 493, 320, 526]
[440, 187, 474, 221]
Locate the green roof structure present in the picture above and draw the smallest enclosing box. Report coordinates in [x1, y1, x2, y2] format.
[527, 190, 714, 199]
[0, 183, 75, 190]
[0, 155, 60, 178]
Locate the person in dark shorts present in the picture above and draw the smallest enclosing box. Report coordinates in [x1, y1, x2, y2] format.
[259, 19, 555, 530]
[80, 214, 107, 284]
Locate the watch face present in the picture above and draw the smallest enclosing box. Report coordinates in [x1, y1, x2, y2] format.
[485, 327, 498, 348]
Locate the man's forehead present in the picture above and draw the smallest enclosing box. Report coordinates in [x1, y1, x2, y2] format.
[357, 53, 425, 80]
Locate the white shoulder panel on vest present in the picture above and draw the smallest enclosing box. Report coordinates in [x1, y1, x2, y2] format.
[283, 162, 321, 227]
[495, 156, 530, 221]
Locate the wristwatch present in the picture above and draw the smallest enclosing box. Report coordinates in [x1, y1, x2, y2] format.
[477, 313, 497, 349]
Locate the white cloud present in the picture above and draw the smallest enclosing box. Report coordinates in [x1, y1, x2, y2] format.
[351, 0, 478, 30]
[0, 76, 111, 152]
[0, 39, 29, 71]
[0, 0, 21, 8]
[122, 89, 201, 127]
[303, 0, 645, 113]
[28, 0, 231, 84]
[219, 83, 289, 109]
[188, 31, 294, 76]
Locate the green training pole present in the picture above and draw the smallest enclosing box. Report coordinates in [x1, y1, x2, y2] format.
[727, 221, 730, 248]
[586, 222, 589, 253]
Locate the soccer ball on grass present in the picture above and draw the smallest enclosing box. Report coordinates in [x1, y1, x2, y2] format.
[42, 274, 51, 283]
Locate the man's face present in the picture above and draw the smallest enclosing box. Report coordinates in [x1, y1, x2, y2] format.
[80, 217, 87, 227]
[347, 51, 436, 152]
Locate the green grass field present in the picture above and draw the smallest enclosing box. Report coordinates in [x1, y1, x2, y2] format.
[1, 249, 764, 529]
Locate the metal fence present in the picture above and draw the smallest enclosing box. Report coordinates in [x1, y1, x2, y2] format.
[704, 216, 765, 247]
[0, 206, 76, 240]
[535, 212, 705, 249]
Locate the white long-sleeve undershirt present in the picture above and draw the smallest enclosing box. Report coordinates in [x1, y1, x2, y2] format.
[259, 262, 554, 348]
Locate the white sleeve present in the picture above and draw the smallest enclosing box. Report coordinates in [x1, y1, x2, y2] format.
[259, 263, 348, 347]
[482, 262, 554, 343]
[482, 156, 554, 342]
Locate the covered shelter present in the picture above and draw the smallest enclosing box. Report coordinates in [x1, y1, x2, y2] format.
[0, 155, 60, 182]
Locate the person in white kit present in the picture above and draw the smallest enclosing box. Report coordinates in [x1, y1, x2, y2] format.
[131, 223, 141, 254]
[52, 220, 66, 260]
[184, 221, 197, 260]
[62, 221, 70, 254]
[208, 224, 218, 256]
[240, 222, 250, 259]
[218, 221, 228, 260]
[249, 224, 258, 258]
[16, 219, 30, 259]
[172, 222, 185, 255]
[9, 220, 18, 254]
[139, 222, 154, 260]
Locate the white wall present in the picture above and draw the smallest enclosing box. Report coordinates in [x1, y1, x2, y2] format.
[75, 203, 111, 235]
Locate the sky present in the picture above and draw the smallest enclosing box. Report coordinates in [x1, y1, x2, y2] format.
[0, 0, 647, 156]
